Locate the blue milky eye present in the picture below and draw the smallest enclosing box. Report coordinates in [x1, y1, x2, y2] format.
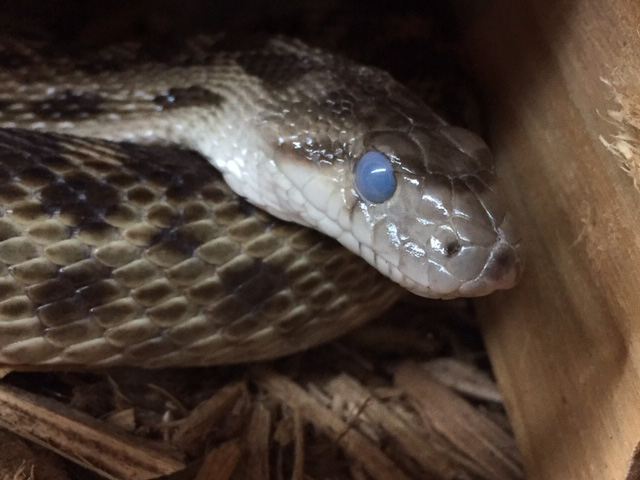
[355, 151, 396, 204]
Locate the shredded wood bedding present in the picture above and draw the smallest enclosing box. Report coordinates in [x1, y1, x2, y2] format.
[0, 300, 522, 480]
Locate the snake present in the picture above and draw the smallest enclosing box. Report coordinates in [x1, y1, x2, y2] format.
[0, 35, 523, 368]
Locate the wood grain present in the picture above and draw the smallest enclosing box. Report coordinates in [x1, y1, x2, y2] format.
[463, 0, 640, 478]
[0, 383, 185, 479]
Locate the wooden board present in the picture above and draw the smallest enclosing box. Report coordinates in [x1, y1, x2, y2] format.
[463, 0, 640, 478]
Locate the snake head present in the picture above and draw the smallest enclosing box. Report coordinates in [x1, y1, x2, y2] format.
[254, 39, 523, 298]
[346, 124, 523, 298]
[271, 115, 523, 298]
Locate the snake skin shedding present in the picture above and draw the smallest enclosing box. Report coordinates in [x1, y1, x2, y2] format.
[0, 129, 401, 367]
[0, 35, 522, 367]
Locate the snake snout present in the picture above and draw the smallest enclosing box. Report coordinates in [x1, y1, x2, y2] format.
[396, 221, 522, 299]
[459, 236, 523, 296]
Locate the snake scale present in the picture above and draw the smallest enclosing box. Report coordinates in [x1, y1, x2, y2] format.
[0, 35, 523, 368]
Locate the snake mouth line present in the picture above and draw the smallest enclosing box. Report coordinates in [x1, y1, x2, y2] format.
[363, 224, 522, 299]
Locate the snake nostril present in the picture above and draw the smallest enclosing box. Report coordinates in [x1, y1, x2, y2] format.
[429, 233, 462, 257]
[445, 240, 461, 256]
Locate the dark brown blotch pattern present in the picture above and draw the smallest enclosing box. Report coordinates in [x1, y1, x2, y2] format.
[27, 90, 107, 121]
[153, 86, 224, 110]
[0, 129, 400, 367]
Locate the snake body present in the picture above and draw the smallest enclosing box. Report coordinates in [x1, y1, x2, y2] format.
[0, 36, 522, 367]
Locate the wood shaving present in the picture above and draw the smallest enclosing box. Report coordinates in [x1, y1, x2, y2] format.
[599, 77, 640, 189]
[0, 300, 523, 480]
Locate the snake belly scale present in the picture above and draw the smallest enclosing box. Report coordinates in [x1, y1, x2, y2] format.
[0, 35, 523, 367]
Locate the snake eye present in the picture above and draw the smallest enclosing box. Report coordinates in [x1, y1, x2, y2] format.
[355, 151, 396, 204]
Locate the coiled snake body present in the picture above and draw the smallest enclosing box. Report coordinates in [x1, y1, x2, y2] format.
[0, 36, 522, 367]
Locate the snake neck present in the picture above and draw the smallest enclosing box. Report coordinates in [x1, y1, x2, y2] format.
[0, 36, 348, 228]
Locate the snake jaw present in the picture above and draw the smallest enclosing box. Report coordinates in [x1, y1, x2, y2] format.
[348, 185, 522, 298]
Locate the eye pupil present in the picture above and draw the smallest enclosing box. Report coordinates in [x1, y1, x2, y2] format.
[355, 151, 396, 204]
